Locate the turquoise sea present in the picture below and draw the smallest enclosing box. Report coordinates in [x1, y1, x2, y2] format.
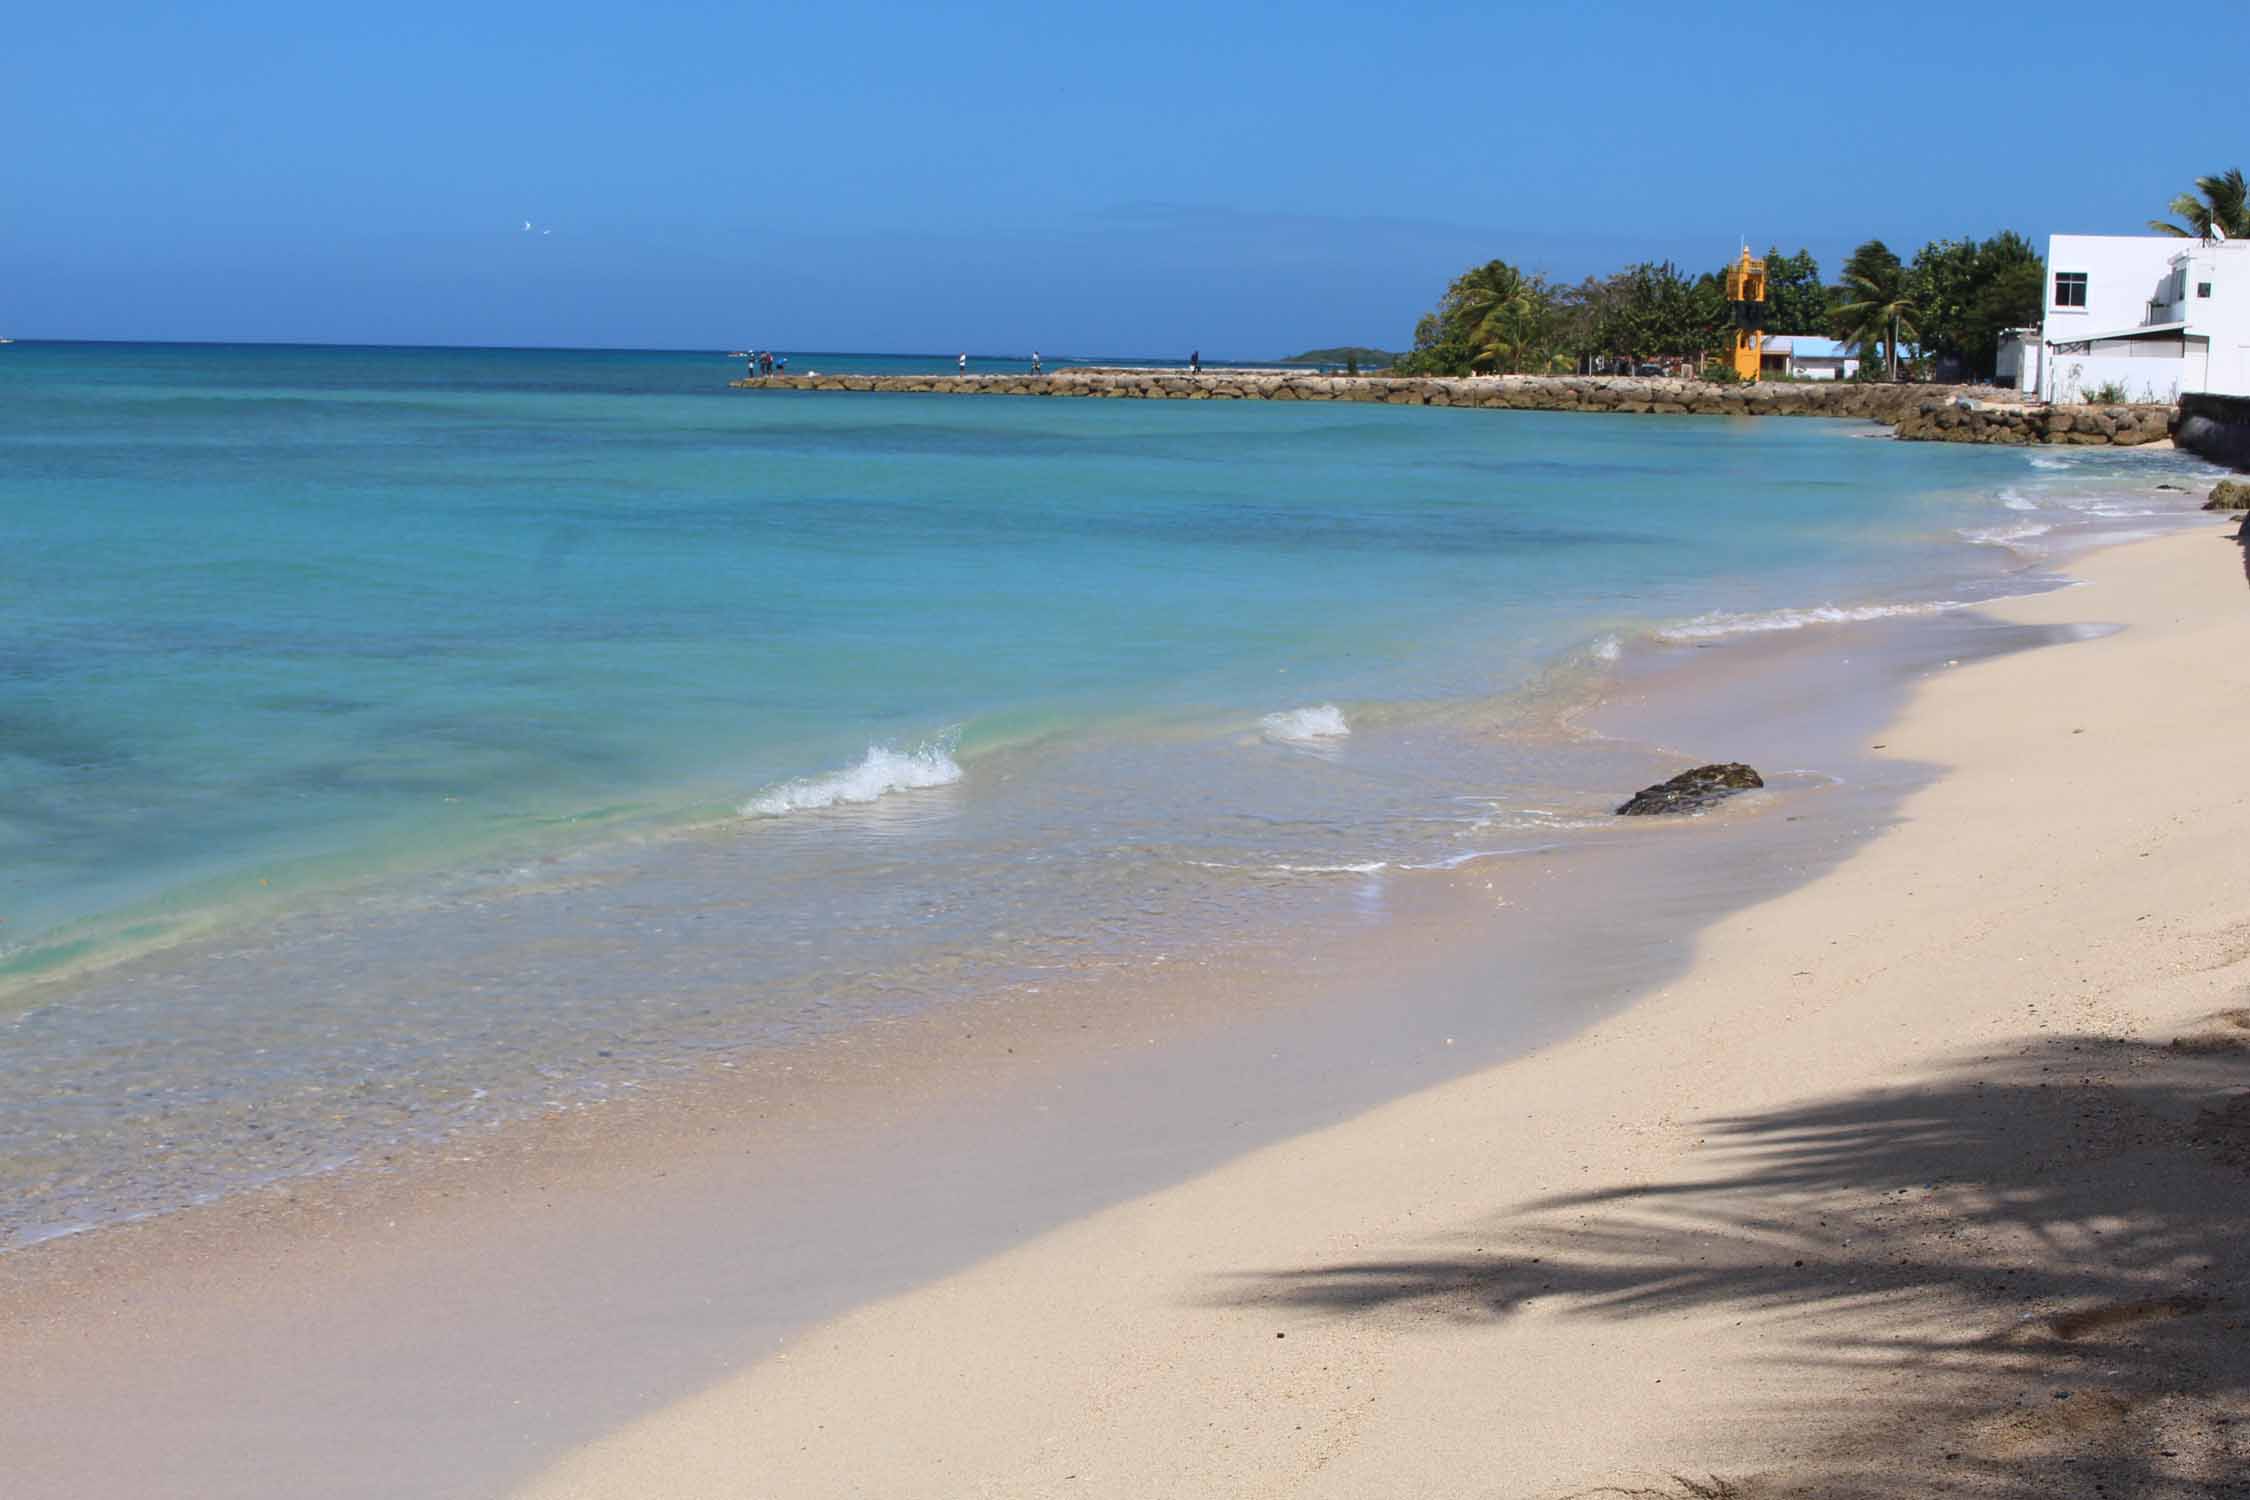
[0, 341, 2215, 1243]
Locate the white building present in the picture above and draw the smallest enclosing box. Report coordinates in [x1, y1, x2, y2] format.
[1758, 335, 1859, 381]
[2032, 233, 2250, 402]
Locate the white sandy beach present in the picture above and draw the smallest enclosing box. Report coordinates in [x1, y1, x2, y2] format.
[516, 525, 2250, 1499]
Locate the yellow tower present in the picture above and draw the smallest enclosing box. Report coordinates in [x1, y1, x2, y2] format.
[1722, 246, 1767, 381]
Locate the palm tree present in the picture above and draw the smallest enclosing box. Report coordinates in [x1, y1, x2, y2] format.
[1469, 288, 1552, 374]
[1830, 240, 1920, 382]
[1449, 261, 1544, 372]
[2149, 168, 2250, 239]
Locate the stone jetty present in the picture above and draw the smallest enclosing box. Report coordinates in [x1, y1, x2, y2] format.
[730, 369, 2174, 449]
[1891, 397, 2173, 447]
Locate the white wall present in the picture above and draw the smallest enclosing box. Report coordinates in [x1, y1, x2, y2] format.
[2176, 242, 2250, 397]
[2040, 235, 2177, 400]
[1787, 356, 1855, 380]
[1996, 332, 2032, 391]
[2040, 235, 2250, 400]
[2046, 353, 2182, 405]
[2043, 235, 2178, 336]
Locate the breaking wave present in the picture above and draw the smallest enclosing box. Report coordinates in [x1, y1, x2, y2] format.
[1260, 704, 1350, 744]
[1960, 520, 2054, 546]
[1658, 600, 1968, 641]
[740, 732, 963, 817]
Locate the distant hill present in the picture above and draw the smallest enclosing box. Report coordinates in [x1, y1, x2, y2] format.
[1283, 346, 1399, 367]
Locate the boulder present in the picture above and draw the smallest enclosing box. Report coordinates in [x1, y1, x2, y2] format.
[1616, 762, 1765, 817]
[2204, 479, 2250, 511]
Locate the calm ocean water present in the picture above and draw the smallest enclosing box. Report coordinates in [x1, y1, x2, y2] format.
[0, 341, 2216, 1242]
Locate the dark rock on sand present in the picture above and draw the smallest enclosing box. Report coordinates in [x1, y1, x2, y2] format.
[2205, 479, 2250, 511]
[1617, 762, 1765, 816]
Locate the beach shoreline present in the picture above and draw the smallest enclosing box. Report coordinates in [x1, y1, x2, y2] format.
[18, 397, 2199, 1256]
[9, 514, 2246, 1495]
[500, 521, 2249, 1500]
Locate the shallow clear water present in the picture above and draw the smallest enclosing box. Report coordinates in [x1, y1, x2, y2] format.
[0, 341, 2219, 1242]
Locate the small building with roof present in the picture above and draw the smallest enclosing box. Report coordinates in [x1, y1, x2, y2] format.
[2029, 233, 2250, 402]
[1757, 335, 1860, 381]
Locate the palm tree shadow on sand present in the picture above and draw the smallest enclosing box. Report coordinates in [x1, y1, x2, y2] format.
[1209, 1018, 2250, 1498]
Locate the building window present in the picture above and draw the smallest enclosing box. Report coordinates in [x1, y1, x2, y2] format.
[2198, 282, 2213, 298]
[2053, 271, 2088, 308]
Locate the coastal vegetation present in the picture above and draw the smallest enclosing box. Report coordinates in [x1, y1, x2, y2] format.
[1354, 165, 2232, 383]
[1285, 345, 1399, 368]
[1831, 241, 1919, 382]
[1395, 232, 2044, 382]
[2149, 166, 2249, 239]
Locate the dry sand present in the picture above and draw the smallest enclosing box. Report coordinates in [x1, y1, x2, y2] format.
[518, 525, 2250, 1500]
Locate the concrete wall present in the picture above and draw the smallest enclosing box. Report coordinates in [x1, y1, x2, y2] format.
[2045, 351, 2185, 405]
[1996, 332, 2036, 393]
[2038, 235, 2250, 399]
[2175, 242, 2250, 396]
[2044, 235, 2179, 340]
[2040, 234, 2184, 402]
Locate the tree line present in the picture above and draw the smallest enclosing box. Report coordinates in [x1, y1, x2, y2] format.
[1385, 169, 2250, 384]
[1395, 236, 2045, 383]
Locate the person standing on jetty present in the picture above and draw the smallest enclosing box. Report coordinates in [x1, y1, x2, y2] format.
[1189, 349, 1200, 374]
[957, 352, 967, 373]
[1031, 350, 1042, 376]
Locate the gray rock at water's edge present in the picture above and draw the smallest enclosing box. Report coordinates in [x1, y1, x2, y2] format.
[2204, 479, 2250, 511]
[1616, 762, 1765, 817]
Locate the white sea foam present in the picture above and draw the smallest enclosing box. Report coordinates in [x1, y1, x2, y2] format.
[2028, 455, 2075, 471]
[740, 733, 963, 817]
[1260, 704, 1350, 744]
[1658, 600, 1967, 641]
[2000, 488, 2040, 511]
[1960, 521, 2054, 546]
[1462, 804, 1614, 835]
[1188, 857, 1388, 876]
[1402, 843, 1563, 871]
[1590, 634, 1623, 662]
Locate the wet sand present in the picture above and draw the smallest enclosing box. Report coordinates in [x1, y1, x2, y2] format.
[7, 528, 2246, 1497]
[506, 524, 2249, 1498]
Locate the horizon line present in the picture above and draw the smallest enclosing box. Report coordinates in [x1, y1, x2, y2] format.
[0, 335, 1339, 363]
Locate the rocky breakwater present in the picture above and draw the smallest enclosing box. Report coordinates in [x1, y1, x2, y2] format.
[1892, 397, 2174, 448]
[732, 369, 1992, 422]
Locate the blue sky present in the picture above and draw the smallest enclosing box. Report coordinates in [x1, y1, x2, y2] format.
[7, 1, 2245, 355]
